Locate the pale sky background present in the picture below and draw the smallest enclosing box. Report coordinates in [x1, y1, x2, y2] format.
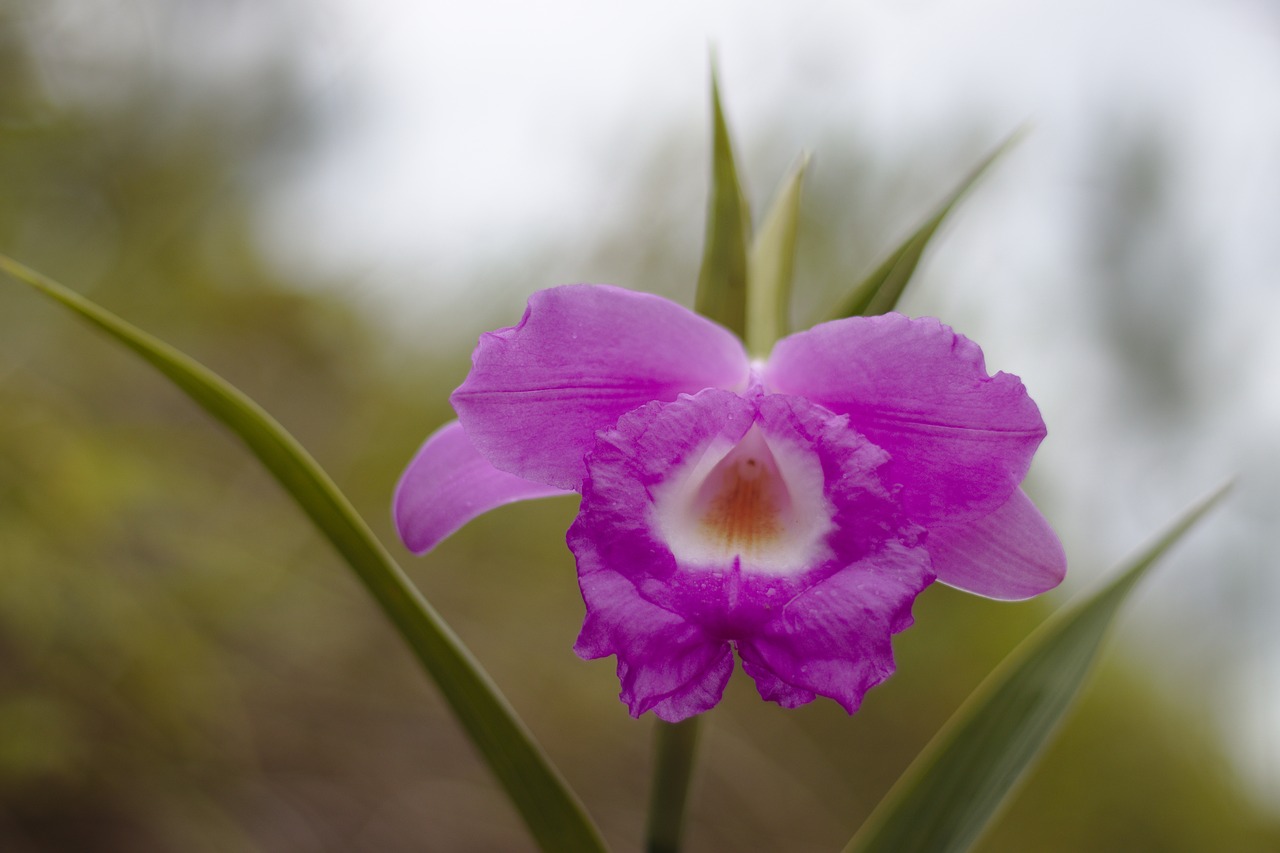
[251, 0, 1280, 804]
[30, 0, 1280, 806]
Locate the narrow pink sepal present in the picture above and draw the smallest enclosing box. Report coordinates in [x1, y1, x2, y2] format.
[393, 420, 570, 555]
[452, 285, 750, 490]
[927, 487, 1066, 600]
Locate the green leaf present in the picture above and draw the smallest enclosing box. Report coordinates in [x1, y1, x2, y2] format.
[745, 154, 808, 357]
[844, 483, 1230, 853]
[0, 254, 608, 853]
[694, 67, 751, 339]
[645, 717, 701, 853]
[830, 131, 1023, 320]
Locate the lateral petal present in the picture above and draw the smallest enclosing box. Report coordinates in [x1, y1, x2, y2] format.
[452, 285, 750, 489]
[927, 487, 1067, 600]
[765, 313, 1045, 525]
[393, 421, 569, 555]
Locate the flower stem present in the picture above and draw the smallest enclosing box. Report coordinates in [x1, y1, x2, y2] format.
[645, 716, 702, 853]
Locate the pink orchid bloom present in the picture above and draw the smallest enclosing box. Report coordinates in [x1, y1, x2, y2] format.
[394, 285, 1064, 721]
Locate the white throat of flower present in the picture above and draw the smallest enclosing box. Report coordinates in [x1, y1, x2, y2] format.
[651, 424, 835, 576]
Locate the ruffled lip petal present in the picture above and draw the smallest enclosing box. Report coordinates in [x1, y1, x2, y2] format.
[574, 564, 734, 722]
[765, 313, 1046, 526]
[736, 540, 934, 713]
[393, 420, 570, 555]
[739, 658, 815, 709]
[926, 487, 1066, 600]
[451, 285, 750, 490]
[570, 387, 932, 718]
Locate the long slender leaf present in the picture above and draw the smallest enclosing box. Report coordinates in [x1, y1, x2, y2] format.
[0, 254, 608, 853]
[845, 483, 1230, 853]
[694, 68, 751, 339]
[745, 154, 808, 357]
[830, 131, 1023, 320]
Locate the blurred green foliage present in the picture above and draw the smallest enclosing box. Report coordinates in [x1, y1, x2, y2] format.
[1, 3, 1276, 851]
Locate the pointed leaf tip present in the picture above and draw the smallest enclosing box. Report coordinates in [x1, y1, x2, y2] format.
[831, 129, 1026, 320]
[695, 68, 751, 339]
[843, 482, 1229, 853]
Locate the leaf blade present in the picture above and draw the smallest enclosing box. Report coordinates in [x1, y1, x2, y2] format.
[746, 154, 807, 357]
[0, 253, 608, 853]
[831, 131, 1023, 320]
[844, 484, 1230, 853]
[694, 68, 751, 339]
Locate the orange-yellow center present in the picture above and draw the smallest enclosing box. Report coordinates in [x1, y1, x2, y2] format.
[652, 423, 836, 576]
[698, 456, 784, 552]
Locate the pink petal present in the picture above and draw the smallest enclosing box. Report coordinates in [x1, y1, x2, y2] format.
[765, 313, 1045, 525]
[574, 568, 734, 722]
[926, 487, 1066, 600]
[393, 421, 570, 555]
[451, 285, 750, 489]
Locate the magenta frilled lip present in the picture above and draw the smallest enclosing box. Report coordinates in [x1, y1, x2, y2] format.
[393, 284, 1065, 721]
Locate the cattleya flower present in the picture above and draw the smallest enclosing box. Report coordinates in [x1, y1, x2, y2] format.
[394, 285, 1065, 722]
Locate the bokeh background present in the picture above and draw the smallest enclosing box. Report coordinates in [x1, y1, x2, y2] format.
[3, 1, 1279, 850]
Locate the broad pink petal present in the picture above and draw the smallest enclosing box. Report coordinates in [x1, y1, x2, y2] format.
[926, 487, 1066, 600]
[394, 421, 569, 555]
[765, 313, 1045, 525]
[451, 285, 750, 489]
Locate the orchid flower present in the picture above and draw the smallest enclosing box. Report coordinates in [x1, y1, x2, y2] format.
[394, 284, 1065, 722]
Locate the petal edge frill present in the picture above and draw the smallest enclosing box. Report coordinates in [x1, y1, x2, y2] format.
[574, 565, 734, 722]
[926, 487, 1066, 600]
[737, 540, 934, 713]
[765, 313, 1045, 525]
[452, 285, 750, 489]
[393, 421, 570, 554]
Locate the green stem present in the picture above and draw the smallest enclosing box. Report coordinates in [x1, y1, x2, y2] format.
[645, 717, 702, 853]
